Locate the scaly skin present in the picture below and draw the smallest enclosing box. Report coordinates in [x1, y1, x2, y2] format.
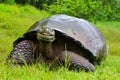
[8, 40, 36, 65]
[59, 51, 95, 72]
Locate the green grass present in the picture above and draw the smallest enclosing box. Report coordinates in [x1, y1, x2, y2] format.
[0, 4, 120, 80]
[96, 21, 120, 56]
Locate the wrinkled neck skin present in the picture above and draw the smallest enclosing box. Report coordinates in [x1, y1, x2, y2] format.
[39, 41, 53, 59]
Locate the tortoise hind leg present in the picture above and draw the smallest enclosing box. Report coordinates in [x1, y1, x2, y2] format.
[59, 51, 95, 72]
[7, 40, 37, 65]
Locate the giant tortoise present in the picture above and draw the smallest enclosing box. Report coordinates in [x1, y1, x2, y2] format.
[8, 14, 108, 71]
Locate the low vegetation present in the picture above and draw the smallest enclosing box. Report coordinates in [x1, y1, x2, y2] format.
[0, 4, 120, 80]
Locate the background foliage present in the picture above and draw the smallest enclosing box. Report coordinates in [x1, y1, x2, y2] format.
[0, 0, 120, 22]
[47, 0, 120, 22]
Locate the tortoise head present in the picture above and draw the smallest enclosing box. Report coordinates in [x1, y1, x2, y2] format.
[37, 26, 55, 42]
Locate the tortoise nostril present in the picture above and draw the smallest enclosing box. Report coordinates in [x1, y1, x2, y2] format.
[41, 37, 45, 40]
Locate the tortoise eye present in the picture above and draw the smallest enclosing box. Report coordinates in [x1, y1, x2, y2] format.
[39, 28, 43, 33]
[46, 27, 49, 32]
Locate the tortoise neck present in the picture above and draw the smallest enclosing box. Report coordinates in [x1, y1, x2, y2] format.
[39, 41, 53, 59]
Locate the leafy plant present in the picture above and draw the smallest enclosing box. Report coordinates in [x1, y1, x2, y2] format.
[47, 0, 119, 22]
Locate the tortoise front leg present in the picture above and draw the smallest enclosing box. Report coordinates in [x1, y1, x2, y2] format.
[7, 40, 37, 65]
[59, 51, 95, 72]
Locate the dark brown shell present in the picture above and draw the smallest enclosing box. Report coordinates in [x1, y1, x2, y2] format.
[14, 14, 108, 61]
